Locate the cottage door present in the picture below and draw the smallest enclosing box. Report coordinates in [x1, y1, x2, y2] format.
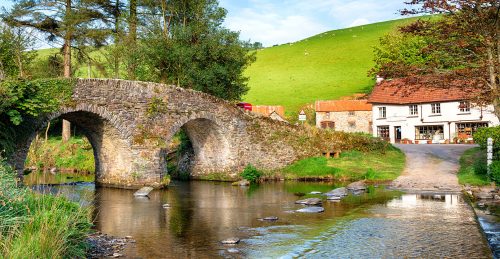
[394, 126, 402, 143]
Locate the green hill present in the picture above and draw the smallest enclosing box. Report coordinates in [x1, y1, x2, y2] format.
[243, 17, 418, 113]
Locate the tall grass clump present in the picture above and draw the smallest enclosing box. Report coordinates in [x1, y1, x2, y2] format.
[0, 158, 92, 258]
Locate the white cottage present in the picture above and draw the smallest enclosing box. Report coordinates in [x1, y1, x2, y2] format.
[367, 79, 499, 144]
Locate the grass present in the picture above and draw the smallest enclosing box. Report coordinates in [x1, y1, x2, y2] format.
[457, 147, 491, 186]
[0, 159, 92, 258]
[243, 17, 423, 113]
[26, 136, 95, 173]
[282, 148, 405, 181]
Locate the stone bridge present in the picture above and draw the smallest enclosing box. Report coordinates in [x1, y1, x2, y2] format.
[9, 79, 321, 188]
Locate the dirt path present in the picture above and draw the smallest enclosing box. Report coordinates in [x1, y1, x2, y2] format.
[391, 144, 476, 193]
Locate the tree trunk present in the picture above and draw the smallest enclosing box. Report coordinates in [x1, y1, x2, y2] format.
[45, 121, 51, 142]
[127, 0, 137, 80]
[487, 42, 500, 118]
[62, 119, 71, 142]
[62, 0, 72, 142]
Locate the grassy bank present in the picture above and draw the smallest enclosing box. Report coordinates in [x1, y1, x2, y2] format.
[458, 147, 491, 186]
[26, 136, 95, 173]
[278, 148, 405, 181]
[0, 160, 92, 258]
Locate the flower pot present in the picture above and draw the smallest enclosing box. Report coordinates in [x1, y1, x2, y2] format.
[427, 140, 432, 144]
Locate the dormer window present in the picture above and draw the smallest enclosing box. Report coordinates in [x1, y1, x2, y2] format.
[431, 103, 441, 114]
[459, 101, 470, 113]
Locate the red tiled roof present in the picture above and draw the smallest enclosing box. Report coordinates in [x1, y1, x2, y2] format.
[315, 100, 372, 112]
[253, 105, 285, 117]
[368, 78, 472, 104]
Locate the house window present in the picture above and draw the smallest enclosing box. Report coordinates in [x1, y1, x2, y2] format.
[431, 103, 441, 114]
[321, 121, 335, 129]
[459, 101, 471, 113]
[415, 125, 444, 140]
[348, 111, 355, 116]
[409, 105, 418, 116]
[378, 107, 386, 119]
[377, 126, 390, 140]
[456, 122, 488, 139]
[348, 121, 356, 128]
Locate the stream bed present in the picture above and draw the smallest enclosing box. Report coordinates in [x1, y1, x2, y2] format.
[27, 174, 494, 258]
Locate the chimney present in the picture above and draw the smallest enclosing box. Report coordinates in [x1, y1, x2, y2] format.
[376, 75, 384, 84]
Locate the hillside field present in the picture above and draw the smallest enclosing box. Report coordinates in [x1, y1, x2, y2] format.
[243, 17, 420, 113]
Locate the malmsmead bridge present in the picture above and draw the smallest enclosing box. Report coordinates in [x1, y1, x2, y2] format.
[9, 79, 322, 188]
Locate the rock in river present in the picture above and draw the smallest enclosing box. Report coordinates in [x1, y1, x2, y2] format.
[296, 207, 325, 213]
[347, 181, 366, 192]
[232, 179, 250, 186]
[133, 187, 154, 197]
[221, 237, 240, 244]
[262, 216, 279, 221]
[325, 187, 347, 197]
[295, 198, 322, 206]
[310, 191, 322, 194]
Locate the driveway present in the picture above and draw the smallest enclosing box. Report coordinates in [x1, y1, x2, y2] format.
[392, 144, 477, 193]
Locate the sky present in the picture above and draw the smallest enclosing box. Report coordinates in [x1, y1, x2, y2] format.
[0, 0, 414, 48]
[220, 0, 413, 46]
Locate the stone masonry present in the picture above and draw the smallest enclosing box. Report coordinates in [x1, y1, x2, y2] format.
[9, 79, 323, 188]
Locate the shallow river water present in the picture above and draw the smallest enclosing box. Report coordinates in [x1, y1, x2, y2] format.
[28, 175, 493, 258]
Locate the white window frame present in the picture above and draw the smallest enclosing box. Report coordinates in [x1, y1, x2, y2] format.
[459, 101, 471, 113]
[378, 107, 386, 119]
[409, 105, 418, 116]
[431, 103, 441, 114]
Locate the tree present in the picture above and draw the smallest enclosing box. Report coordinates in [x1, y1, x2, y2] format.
[372, 0, 500, 117]
[0, 24, 35, 80]
[3, 0, 112, 141]
[134, 0, 255, 101]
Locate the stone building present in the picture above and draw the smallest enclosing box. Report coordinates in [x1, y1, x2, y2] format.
[252, 105, 287, 122]
[315, 100, 372, 133]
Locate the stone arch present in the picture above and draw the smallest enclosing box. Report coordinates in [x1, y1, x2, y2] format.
[166, 113, 234, 178]
[13, 106, 136, 186]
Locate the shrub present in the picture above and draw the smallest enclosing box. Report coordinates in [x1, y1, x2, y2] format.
[475, 126, 500, 152]
[364, 168, 377, 180]
[490, 160, 500, 185]
[473, 157, 488, 176]
[241, 164, 262, 183]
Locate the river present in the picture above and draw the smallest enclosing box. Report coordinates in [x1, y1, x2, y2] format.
[26, 173, 494, 258]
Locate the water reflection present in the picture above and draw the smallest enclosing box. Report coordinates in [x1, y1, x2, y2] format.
[32, 181, 492, 258]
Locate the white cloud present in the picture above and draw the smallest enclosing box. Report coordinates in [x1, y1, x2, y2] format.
[224, 9, 328, 46]
[222, 0, 412, 46]
[349, 18, 370, 27]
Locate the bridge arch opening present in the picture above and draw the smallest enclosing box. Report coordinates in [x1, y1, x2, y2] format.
[22, 110, 133, 185]
[167, 118, 231, 179]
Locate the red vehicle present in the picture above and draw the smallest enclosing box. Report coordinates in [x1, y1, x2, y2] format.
[236, 102, 252, 111]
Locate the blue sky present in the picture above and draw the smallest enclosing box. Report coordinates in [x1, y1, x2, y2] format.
[220, 0, 413, 46]
[0, 0, 413, 47]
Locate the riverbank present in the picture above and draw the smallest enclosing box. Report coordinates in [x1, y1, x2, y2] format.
[0, 160, 92, 258]
[26, 136, 94, 173]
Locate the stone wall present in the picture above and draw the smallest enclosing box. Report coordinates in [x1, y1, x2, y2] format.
[10, 79, 330, 188]
[316, 111, 372, 133]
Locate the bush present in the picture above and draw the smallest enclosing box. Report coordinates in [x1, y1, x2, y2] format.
[475, 126, 500, 152]
[240, 164, 262, 183]
[490, 160, 500, 185]
[473, 157, 488, 176]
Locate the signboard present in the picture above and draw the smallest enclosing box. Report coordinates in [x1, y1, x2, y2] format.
[298, 110, 306, 121]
